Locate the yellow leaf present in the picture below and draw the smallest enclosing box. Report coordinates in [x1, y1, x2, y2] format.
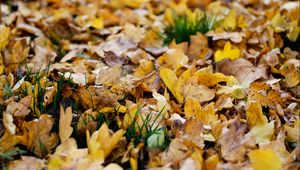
[246, 121, 274, 144]
[184, 98, 201, 118]
[152, 90, 170, 116]
[195, 102, 218, 125]
[214, 41, 240, 62]
[271, 13, 291, 33]
[157, 45, 189, 70]
[87, 123, 125, 158]
[248, 149, 281, 170]
[90, 17, 104, 29]
[221, 10, 237, 31]
[134, 60, 154, 77]
[59, 106, 73, 143]
[174, 69, 191, 103]
[0, 65, 4, 75]
[0, 25, 10, 50]
[192, 67, 230, 87]
[110, 0, 148, 9]
[287, 22, 299, 42]
[159, 67, 178, 100]
[246, 102, 268, 129]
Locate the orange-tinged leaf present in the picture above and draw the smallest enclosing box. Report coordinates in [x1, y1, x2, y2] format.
[17, 114, 59, 157]
[0, 131, 18, 152]
[59, 106, 73, 143]
[246, 102, 268, 129]
[193, 67, 230, 87]
[214, 41, 240, 62]
[249, 149, 281, 170]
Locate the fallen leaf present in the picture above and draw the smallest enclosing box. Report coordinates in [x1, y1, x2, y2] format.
[3, 112, 16, 135]
[284, 120, 300, 142]
[17, 114, 59, 157]
[214, 41, 240, 62]
[59, 106, 73, 143]
[87, 123, 125, 159]
[246, 102, 268, 129]
[0, 25, 10, 50]
[280, 59, 300, 87]
[248, 149, 281, 170]
[219, 118, 253, 162]
[221, 10, 237, 31]
[219, 58, 267, 84]
[245, 121, 274, 145]
[9, 156, 43, 170]
[0, 131, 19, 152]
[157, 45, 189, 70]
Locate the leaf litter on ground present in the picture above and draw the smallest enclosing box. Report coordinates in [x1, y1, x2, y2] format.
[0, 0, 299, 170]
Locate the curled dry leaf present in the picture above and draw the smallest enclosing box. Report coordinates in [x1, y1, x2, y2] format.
[3, 112, 16, 135]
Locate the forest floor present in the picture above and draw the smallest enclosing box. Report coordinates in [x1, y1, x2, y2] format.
[0, 0, 299, 170]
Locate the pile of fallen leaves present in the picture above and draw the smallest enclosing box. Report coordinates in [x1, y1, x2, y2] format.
[0, 0, 299, 169]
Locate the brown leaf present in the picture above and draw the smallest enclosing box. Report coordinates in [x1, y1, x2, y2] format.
[219, 58, 267, 84]
[219, 118, 254, 162]
[17, 114, 59, 157]
[59, 106, 73, 143]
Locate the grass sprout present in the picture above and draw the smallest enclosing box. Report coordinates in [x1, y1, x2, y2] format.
[125, 107, 170, 149]
[163, 13, 218, 44]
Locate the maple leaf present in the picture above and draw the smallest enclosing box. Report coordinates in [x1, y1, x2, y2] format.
[17, 114, 59, 157]
[59, 106, 73, 143]
[214, 41, 240, 62]
[87, 123, 125, 159]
